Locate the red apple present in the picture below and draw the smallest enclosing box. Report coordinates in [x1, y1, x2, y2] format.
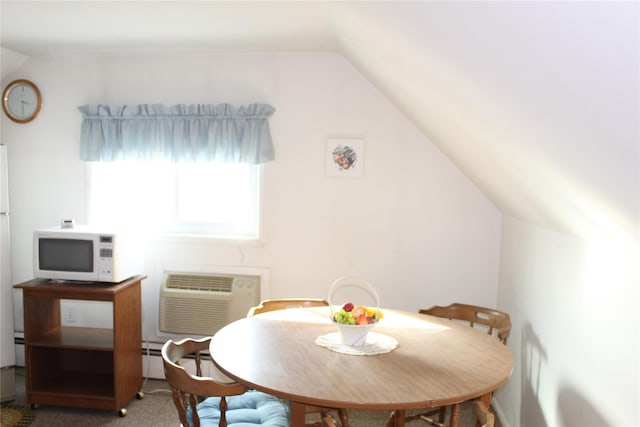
[342, 302, 354, 312]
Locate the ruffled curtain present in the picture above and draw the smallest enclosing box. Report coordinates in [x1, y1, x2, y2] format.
[78, 104, 276, 164]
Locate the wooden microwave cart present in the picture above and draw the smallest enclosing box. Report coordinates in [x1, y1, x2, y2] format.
[14, 275, 146, 416]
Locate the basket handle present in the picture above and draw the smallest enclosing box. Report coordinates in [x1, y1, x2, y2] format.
[328, 276, 381, 321]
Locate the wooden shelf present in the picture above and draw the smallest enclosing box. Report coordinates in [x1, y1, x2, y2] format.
[30, 326, 114, 350]
[30, 370, 114, 397]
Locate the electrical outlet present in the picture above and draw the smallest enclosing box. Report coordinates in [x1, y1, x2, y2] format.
[66, 306, 76, 323]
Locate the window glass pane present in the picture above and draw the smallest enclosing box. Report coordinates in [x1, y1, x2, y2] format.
[177, 163, 248, 224]
[88, 161, 260, 238]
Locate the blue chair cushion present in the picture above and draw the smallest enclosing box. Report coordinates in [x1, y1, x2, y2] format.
[188, 390, 289, 427]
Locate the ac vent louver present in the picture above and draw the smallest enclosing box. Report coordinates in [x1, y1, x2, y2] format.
[159, 271, 260, 336]
[165, 274, 234, 293]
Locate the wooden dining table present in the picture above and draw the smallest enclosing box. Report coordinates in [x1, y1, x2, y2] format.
[210, 306, 513, 427]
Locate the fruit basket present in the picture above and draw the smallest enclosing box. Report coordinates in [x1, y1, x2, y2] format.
[328, 276, 381, 347]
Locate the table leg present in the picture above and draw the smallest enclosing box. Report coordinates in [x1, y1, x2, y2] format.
[449, 403, 460, 427]
[393, 410, 405, 427]
[289, 401, 306, 427]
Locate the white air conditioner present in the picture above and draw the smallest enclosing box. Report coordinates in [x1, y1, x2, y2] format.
[159, 271, 261, 336]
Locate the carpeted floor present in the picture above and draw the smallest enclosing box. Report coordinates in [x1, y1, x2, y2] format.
[7, 368, 487, 426]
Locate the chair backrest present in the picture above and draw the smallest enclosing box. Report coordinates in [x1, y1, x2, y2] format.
[247, 298, 329, 317]
[420, 303, 511, 344]
[162, 337, 247, 427]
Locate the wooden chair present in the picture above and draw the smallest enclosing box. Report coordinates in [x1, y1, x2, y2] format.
[385, 399, 494, 427]
[161, 337, 290, 427]
[247, 298, 331, 316]
[419, 303, 511, 344]
[248, 298, 350, 427]
[387, 303, 511, 427]
[473, 400, 495, 427]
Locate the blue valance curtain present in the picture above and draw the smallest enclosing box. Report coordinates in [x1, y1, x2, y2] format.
[78, 104, 275, 164]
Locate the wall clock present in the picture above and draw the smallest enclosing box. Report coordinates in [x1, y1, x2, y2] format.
[2, 79, 42, 123]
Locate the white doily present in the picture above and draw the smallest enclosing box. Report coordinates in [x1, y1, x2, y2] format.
[315, 331, 398, 355]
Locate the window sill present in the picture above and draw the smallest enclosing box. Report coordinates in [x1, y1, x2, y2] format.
[147, 232, 265, 246]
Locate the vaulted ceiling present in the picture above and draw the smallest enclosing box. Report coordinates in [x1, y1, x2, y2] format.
[2, 1, 638, 244]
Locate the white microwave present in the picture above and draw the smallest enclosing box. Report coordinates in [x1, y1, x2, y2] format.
[33, 226, 143, 283]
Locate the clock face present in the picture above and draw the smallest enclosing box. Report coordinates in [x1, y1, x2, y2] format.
[7, 84, 38, 119]
[2, 79, 42, 123]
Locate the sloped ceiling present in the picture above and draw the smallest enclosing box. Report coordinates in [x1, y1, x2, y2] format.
[2, 1, 638, 245]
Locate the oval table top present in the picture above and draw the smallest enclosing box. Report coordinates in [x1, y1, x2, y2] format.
[210, 307, 513, 419]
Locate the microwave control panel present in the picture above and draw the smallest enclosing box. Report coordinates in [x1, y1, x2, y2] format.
[98, 235, 115, 275]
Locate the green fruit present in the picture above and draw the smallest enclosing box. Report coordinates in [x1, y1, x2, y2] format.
[334, 309, 355, 325]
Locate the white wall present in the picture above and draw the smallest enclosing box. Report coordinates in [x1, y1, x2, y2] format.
[330, 4, 640, 425]
[497, 216, 639, 427]
[1, 52, 501, 339]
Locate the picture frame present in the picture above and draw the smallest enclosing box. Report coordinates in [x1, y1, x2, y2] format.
[325, 138, 365, 177]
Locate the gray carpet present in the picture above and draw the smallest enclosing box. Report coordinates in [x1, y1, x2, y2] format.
[11, 369, 483, 426]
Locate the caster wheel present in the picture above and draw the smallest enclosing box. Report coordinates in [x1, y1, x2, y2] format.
[136, 391, 144, 400]
[118, 408, 127, 417]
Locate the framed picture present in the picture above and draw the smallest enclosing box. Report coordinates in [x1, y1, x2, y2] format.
[325, 138, 365, 177]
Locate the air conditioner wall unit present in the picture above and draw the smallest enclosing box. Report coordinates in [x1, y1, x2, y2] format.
[159, 271, 261, 336]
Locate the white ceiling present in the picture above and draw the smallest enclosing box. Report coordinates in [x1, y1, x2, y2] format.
[1, 1, 339, 55]
[1, 1, 638, 244]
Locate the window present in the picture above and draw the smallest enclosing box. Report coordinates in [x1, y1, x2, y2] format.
[88, 161, 261, 239]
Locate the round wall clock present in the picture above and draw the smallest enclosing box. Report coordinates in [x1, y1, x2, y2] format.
[2, 79, 42, 123]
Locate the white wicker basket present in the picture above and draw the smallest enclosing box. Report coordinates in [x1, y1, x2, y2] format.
[328, 276, 381, 347]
